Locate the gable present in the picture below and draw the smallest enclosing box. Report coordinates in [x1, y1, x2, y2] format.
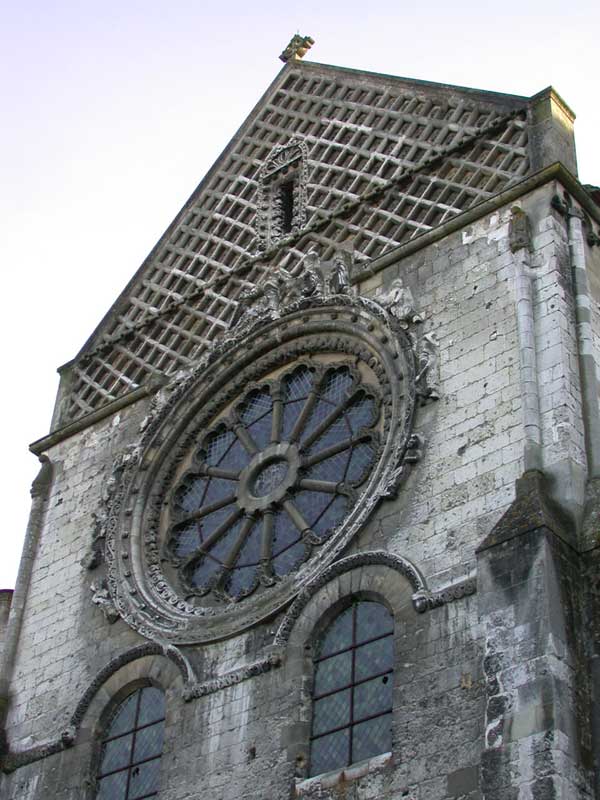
[55, 59, 532, 428]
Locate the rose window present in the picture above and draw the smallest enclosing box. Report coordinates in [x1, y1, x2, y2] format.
[165, 362, 381, 602]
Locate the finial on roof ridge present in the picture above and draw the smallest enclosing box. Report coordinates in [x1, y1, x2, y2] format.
[279, 34, 315, 63]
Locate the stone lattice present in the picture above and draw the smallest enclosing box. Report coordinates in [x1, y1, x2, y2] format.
[59, 62, 529, 426]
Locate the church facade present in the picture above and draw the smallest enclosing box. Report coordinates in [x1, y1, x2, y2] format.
[2, 38, 600, 800]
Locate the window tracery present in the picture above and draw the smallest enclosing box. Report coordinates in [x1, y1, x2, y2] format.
[165, 361, 380, 602]
[95, 686, 165, 800]
[309, 601, 393, 776]
[256, 138, 308, 251]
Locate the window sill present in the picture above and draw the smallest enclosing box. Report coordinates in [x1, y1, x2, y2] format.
[294, 752, 393, 796]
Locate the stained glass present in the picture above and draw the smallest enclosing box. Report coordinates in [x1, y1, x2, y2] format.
[314, 651, 352, 695]
[351, 713, 392, 763]
[321, 368, 354, 403]
[108, 694, 138, 736]
[97, 771, 128, 800]
[312, 495, 347, 540]
[310, 602, 394, 776]
[137, 688, 165, 726]
[100, 733, 132, 774]
[96, 688, 165, 800]
[219, 437, 251, 471]
[318, 606, 353, 657]
[272, 540, 306, 577]
[202, 426, 236, 465]
[128, 759, 161, 799]
[354, 637, 394, 682]
[172, 476, 207, 514]
[310, 729, 349, 777]
[133, 722, 164, 761]
[169, 362, 381, 602]
[355, 603, 393, 643]
[170, 522, 200, 558]
[312, 689, 351, 736]
[353, 675, 393, 719]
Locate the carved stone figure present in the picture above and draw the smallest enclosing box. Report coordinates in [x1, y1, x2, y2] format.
[90, 579, 119, 624]
[375, 277, 423, 328]
[416, 332, 440, 401]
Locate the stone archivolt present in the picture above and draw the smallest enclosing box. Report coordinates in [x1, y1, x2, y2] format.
[99, 272, 421, 645]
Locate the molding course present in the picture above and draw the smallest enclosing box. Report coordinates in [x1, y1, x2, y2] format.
[1, 643, 194, 774]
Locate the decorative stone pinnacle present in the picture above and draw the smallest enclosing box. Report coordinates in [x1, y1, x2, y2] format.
[279, 34, 315, 63]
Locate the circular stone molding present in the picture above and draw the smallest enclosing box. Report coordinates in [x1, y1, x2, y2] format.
[102, 294, 417, 644]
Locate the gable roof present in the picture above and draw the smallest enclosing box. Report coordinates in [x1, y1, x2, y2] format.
[55, 58, 535, 429]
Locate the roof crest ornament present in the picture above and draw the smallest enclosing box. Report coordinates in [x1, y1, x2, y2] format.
[279, 34, 315, 63]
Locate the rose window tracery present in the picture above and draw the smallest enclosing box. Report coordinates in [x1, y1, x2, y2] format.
[165, 362, 380, 602]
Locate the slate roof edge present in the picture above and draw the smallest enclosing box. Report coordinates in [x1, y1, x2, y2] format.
[296, 58, 533, 107]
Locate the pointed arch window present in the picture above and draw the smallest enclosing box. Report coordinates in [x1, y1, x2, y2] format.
[96, 686, 166, 800]
[309, 600, 394, 776]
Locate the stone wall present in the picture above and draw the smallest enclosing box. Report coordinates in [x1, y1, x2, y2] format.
[1, 181, 597, 800]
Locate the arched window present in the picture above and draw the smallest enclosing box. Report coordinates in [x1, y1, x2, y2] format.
[309, 600, 394, 776]
[96, 686, 166, 799]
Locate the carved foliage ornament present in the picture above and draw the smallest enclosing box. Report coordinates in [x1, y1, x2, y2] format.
[101, 276, 418, 644]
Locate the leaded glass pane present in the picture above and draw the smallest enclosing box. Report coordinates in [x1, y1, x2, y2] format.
[351, 713, 392, 763]
[172, 476, 207, 514]
[170, 522, 201, 558]
[138, 688, 165, 726]
[97, 771, 128, 800]
[218, 437, 251, 471]
[128, 758, 161, 799]
[312, 495, 347, 540]
[355, 603, 393, 643]
[239, 389, 272, 425]
[203, 518, 242, 561]
[247, 412, 273, 451]
[309, 416, 352, 453]
[291, 490, 332, 528]
[202, 427, 236, 466]
[199, 505, 237, 542]
[354, 674, 393, 720]
[346, 395, 376, 432]
[300, 398, 336, 443]
[133, 722, 164, 762]
[189, 555, 222, 588]
[108, 694, 138, 736]
[312, 688, 351, 736]
[318, 606, 353, 657]
[304, 449, 350, 482]
[310, 728, 349, 776]
[272, 540, 305, 577]
[203, 478, 236, 507]
[321, 368, 353, 403]
[346, 441, 376, 484]
[100, 733, 133, 774]
[228, 564, 258, 597]
[271, 510, 300, 556]
[280, 398, 305, 441]
[354, 637, 394, 682]
[314, 651, 352, 695]
[282, 366, 313, 401]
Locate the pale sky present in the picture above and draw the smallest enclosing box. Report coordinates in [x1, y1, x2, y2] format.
[1, 0, 599, 589]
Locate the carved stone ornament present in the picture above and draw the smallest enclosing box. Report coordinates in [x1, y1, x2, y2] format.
[100, 262, 419, 644]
